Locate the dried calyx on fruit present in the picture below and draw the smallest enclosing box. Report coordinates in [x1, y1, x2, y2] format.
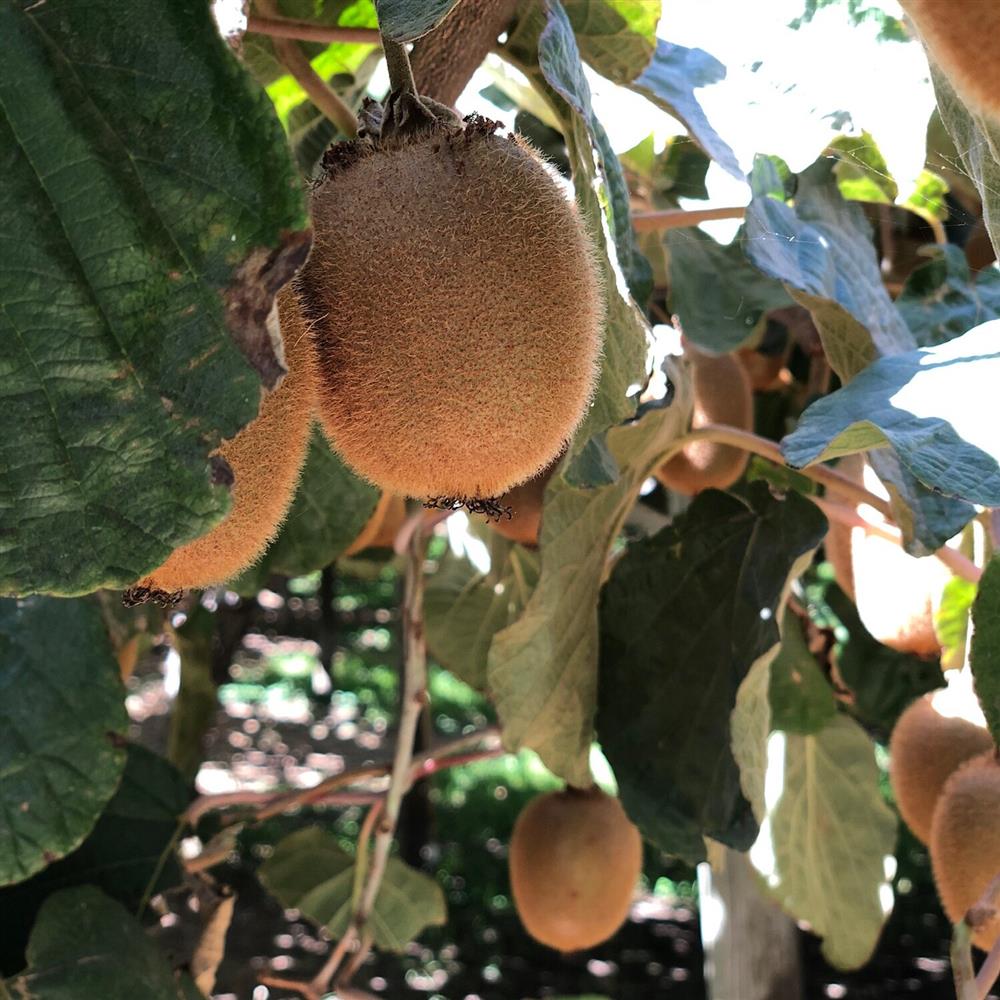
[124, 285, 316, 604]
[297, 40, 603, 511]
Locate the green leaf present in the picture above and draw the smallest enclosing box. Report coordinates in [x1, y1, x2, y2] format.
[629, 40, 742, 180]
[971, 557, 1000, 745]
[768, 609, 837, 735]
[937, 574, 977, 672]
[425, 545, 539, 692]
[232, 428, 379, 593]
[896, 244, 1000, 348]
[4, 886, 194, 998]
[0, 744, 189, 975]
[488, 364, 692, 787]
[596, 486, 827, 862]
[374, 0, 459, 42]
[903, 169, 949, 225]
[667, 227, 792, 352]
[0, 0, 309, 596]
[825, 585, 941, 732]
[566, 0, 660, 84]
[760, 716, 897, 970]
[259, 827, 446, 951]
[781, 323, 1000, 507]
[730, 656, 773, 826]
[0, 597, 128, 886]
[829, 131, 897, 204]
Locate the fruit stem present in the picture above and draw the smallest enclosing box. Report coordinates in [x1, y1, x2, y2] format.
[382, 35, 419, 97]
[950, 920, 978, 1000]
[246, 14, 381, 45]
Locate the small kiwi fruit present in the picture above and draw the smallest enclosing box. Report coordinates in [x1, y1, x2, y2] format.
[298, 113, 603, 505]
[889, 694, 992, 844]
[931, 751, 1000, 950]
[656, 342, 752, 495]
[343, 493, 407, 557]
[902, 1, 1000, 120]
[493, 461, 557, 548]
[826, 455, 950, 655]
[509, 785, 642, 952]
[132, 285, 315, 596]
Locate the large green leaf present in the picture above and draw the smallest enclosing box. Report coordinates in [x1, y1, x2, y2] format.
[374, 0, 459, 42]
[0, 597, 128, 886]
[259, 826, 446, 951]
[768, 608, 836, 736]
[566, 0, 659, 84]
[971, 557, 1000, 746]
[781, 323, 1000, 507]
[0, 0, 309, 596]
[759, 716, 897, 970]
[896, 244, 1000, 348]
[425, 544, 539, 692]
[4, 886, 196, 998]
[629, 39, 742, 180]
[666, 227, 792, 352]
[596, 486, 827, 862]
[232, 427, 379, 593]
[0, 744, 189, 976]
[488, 363, 692, 787]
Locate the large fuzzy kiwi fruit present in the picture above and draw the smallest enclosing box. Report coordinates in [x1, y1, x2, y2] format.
[656, 343, 752, 495]
[931, 751, 1000, 950]
[298, 112, 603, 505]
[902, 1, 1000, 120]
[889, 694, 992, 844]
[826, 455, 950, 655]
[131, 286, 315, 597]
[343, 493, 407, 557]
[509, 786, 642, 952]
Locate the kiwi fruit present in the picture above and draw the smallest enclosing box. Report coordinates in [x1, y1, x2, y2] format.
[343, 493, 407, 556]
[656, 343, 752, 495]
[931, 751, 1000, 949]
[509, 785, 642, 952]
[492, 460, 557, 548]
[903, 1, 1000, 120]
[889, 694, 992, 844]
[133, 286, 315, 596]
[297, 114, 603, 505]
[826, 455, 950, 655]
[116, 634, 141, 683]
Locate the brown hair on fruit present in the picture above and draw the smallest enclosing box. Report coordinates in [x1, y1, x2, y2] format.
[656, 344, 752, 495]
[509, 786, 642, 952]
[889, 694, 992, 844]
[343, 494, 407, 557]
[931, 751, 1000, 951]
[133, 285, 316, 596]
[493, 460, 558, 548]
[902, 1, 1000, 120]
[298, 115, 603, 505]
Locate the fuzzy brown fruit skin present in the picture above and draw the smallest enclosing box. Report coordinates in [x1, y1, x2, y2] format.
[888, 694, 992, 844]
[509, 786, 642, 952]
[902, 1, 1000, 120]
[299, 125, 603, 502]
[493, 461, 557, 548]
[136, 286, 316, 593]
[343, 493, 407, 557]
[931, 751, 1000, 950]
[656, 346, 752, 495]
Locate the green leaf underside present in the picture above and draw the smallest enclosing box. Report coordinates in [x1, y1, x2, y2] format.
[0, 0, 307, 595]
[259, 827, 446, 952]
[488, 358, 692, 787]
[0, 744, 190, 974]
[596, 485, 827, 862]
[0, 597, 127, 886]
[232, 427, 379, 594]
[829, 131, 897, 205]
[629, 39, 743, 180]
[425, 544, 539, 692]
[971, 557, 1000, 746]
[567, 0, 659, 85]
[762, 716, 897, 970]
[4, 886, 194, 998]
[782, 322, 1000, 507]
[373, 0, 460, 42]
[768, 609, 837, 735]
[667, 227, 792, 353]
[937, 574, 977, 672]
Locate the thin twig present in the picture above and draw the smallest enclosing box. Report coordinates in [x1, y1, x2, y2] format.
[255, 0, 358, 136]
[632, 205, 747, 233]
[977, 938, 1000, 1000]
[246, 14, 381, 45]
